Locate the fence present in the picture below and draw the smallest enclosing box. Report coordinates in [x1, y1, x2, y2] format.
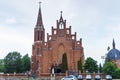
[0, 73, 26, 80]
[0, 72, 106, 80]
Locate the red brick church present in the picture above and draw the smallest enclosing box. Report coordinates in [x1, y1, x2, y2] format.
[31, 4, 85, 76]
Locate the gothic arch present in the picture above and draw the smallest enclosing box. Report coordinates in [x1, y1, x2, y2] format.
[57, 43, 65, 64]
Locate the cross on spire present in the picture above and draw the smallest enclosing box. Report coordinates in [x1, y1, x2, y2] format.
[60, 11, 63, 16]
[39, 1, 41, 8]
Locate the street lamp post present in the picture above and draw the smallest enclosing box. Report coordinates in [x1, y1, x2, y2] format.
[14, 72, 16, 80]
[101, 56, 105, 66]
[72, 61, 75, 75]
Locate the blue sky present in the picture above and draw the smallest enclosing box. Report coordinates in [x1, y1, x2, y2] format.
[0, 0, 120, 64]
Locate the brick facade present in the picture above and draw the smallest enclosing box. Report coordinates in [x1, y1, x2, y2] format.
[31, 5, 85, 77]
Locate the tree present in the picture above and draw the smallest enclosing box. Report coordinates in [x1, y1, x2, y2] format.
[113, 68, 120, 79]
[84, 57, 98, 73]
[78, 58, 83, 73]
[0, 59, 5, 72]
[22, 54, 31, 72]
[102, 61, 116, 76]
[61, 53, 68, 73]
[4, 52, 23, 73]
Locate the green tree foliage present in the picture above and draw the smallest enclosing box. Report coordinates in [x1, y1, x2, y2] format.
[113, 68, 120, 79]
[4, 52, 23, 73]
[22, 54, 31, 72]
[78, 58, 83, 73]
[0, 59, 5, 72]
[84, 57, 98, 73]
[61, 53, 68, 73]
[102, 61, 116, 76]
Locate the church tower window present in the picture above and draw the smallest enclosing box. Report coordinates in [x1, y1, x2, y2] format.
[36, 61, 39, 71]
[54, 30, 56, 34]
[37, 48, 40, 56]
[67, 30, 69, 34]
[60, 23, 64, 29]
[38, 31, 39, 40]
[72, 36, 74, 40]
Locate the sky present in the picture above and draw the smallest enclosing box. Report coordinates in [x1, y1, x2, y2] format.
[0, 0, 120, 64]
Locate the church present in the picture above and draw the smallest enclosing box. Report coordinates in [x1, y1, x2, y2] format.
[31, 4, 85, 76]
[106, 39, 120, 68]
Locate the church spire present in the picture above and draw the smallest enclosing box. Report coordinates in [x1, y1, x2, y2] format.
[113, 38, 115, 49]
[36, 2, 43, 27]
[34, 2, 45, 42]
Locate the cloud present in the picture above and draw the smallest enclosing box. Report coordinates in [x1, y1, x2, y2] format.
[5, 17, 16, 24]
[0, 24, 33, 58]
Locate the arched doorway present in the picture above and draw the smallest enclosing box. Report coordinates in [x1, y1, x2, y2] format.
[57, 43, 65, 64]
[51, 64, 62, 73]
[54, 66, 62, 73]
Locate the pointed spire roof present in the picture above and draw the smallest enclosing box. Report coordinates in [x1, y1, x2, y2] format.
[113, 38, 115, 49]
[59, 11, 63, 22]
[36, 2, 43, 27]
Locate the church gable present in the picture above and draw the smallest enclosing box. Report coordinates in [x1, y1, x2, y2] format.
[47, 12, 82, 51]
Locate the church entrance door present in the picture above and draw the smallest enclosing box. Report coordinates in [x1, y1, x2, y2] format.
[51, 64, 62, 73]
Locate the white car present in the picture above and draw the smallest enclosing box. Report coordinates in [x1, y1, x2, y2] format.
[95, 75, 101, 80]
[61, 75, 77, 80]
[86, 75, 92, 80]
[105, 75, 112, 80]
[78, 75, 83, 80]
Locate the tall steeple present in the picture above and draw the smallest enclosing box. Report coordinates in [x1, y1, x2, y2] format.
[34, 2, 45, 42]
[36, 2, 44, 28]
[113, 39, 115, 49]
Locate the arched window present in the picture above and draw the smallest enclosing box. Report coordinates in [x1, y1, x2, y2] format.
[38, 31, 41, 41]
[54, 30, 56, 34]
[59, 23, 64, 29]
[38, 31, 40, 40]
[36, 61, 39, 71]
[37, 48, 40, 55]
[67, 30, 69, 34]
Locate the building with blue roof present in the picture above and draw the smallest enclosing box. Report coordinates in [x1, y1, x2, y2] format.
[106, 39, 120, 67]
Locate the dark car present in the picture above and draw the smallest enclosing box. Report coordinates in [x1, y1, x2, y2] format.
[105, 75, 112, 80]
[78, 75, 83, 80]
[95, 75, 101, 80]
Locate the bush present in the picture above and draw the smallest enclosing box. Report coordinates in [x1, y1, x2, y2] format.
[113, 68, 120, 79]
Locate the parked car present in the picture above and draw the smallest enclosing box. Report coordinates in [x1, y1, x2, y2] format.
[95, 75, 101, 80]
[105, 75, 112, 80]
[86, 75, 92, 80]
[61, 75, 77, 80]
[61, 77, 65, 80]
[78, 75, 83, 80]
